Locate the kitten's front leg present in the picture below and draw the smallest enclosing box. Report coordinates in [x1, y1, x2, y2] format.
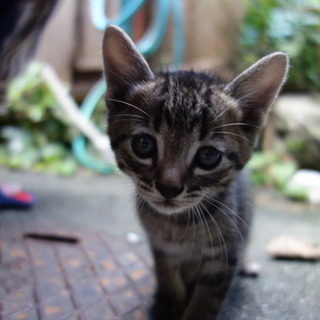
[182, 257, 238, 320]
[150, 248, 186, 320]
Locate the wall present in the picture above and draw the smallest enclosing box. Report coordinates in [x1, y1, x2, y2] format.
[34, 0, 244, 93]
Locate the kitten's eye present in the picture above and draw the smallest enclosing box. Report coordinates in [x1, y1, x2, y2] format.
[195, 147, 222, 170]
[131, 134, 156, 159]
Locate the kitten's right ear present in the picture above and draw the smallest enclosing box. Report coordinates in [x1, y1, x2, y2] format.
[102, 25, 154, 93]
[224, 52, 289, 125]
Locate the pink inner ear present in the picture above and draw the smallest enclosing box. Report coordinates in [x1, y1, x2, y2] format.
[103, 32, 130, 72]
[252, 60, 287, 105]
[226, 53, 288, 111]
[102, 26, 154, 90]
[245, 75, 282, 109]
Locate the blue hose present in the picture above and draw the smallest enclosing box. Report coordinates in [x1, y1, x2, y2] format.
[171, 0, 184, 67]
[88, 0, 145, 31]
[136, 0, 170, 56]
[71, 79, 114, 173]
[73, 0, 184, 173]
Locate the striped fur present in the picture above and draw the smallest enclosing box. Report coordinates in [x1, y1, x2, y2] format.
[102, 26, 288, 320]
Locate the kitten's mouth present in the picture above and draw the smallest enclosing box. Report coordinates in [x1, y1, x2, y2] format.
[150, 199, 191, 215]
[137, 189, 200, 215]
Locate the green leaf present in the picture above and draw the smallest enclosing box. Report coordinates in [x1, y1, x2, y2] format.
[250, 170, 269, 185]
[8, 154, 24, 169]
[0, 62, 82, 176]
[0, 147, 8, 165]
[270, 161, 297, 188]
[248, 152, 277, 171]
[282, 184, 308, 202]
[238, 0, 320, 91]
[57, 158, 78, 176]
[41, 143, 66, 163]
[27, 106, 45, 122]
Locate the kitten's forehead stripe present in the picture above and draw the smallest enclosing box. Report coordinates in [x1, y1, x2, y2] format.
[204, 87, 213, 105]
[153, 111, 162, 132]
[149, 71, 230, 137]
[199, 108, 209, 141]
[164, 108, 173, 128]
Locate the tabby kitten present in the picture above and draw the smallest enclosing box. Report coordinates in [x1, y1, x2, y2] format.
[102, 25, 288, 320]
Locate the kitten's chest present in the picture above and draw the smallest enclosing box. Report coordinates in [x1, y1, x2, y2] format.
[139, 211, 227, 258]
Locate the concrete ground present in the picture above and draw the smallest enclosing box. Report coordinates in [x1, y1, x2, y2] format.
[0, 167, 319, 320]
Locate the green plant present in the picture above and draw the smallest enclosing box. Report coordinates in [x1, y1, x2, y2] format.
[239, 0, 320, 92]
[248, 151, 308, 201]
[0, 62, 78, 175]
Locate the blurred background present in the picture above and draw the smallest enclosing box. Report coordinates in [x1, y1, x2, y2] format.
[0, 2, 319, 319]
[0, 0, 319, 204]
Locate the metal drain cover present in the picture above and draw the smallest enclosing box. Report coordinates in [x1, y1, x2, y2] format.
[1, 227, 154, 320]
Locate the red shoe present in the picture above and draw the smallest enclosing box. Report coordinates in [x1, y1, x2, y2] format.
[0, 184, 35, 209]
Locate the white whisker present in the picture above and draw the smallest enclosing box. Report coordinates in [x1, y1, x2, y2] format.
[109, 119, 147, 125]
[193, 204, 206, 272]
[180, 210, 191, 243]
[214, 104, 235, 122]
[204, 196, 247, 245]
[213, 131, 254, 145]
[188, 206, 197, 260]
[199, 202, 229, 272]
[234, 90, 257, 105]
[198, 205, 215, 275]
[213, 122, 261, 130]
[108, 113, 148, 121]
[206, 196, 251, 232]
[106, 97, 150, 118]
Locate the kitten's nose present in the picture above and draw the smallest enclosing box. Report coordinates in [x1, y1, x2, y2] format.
[156, 183, 184, 199]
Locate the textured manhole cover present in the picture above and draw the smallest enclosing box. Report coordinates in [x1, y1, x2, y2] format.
[0, 222, 155, 320]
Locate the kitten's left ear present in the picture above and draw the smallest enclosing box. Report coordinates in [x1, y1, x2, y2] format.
[102, 25, 154, 93]
[225, 52, 289, 125]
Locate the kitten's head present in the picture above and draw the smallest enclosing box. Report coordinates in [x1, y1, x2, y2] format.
[102, 25, 288, 215]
